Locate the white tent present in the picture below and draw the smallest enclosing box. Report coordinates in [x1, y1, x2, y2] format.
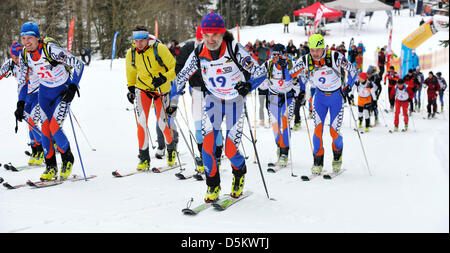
[325, 0, 393, 12]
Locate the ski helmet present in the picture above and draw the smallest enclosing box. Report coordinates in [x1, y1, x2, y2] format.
[359, 72, 368, 81]
[272, 43, 285, 55]
[309, 34, 325, 49]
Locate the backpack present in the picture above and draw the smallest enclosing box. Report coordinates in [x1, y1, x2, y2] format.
[194, 39, 251, 82]
[265, 59, 293, 80]
[131, 40, 168, 72]
[21, 37, 66, 68]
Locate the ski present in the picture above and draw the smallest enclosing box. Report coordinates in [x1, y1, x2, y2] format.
[3, 180, 40, 190]
[193, 173, 205, 181]
[24, 150, 32, 156]
[212, 191, 253, 211]
[0, 177, 3, 184]
[301, 170, 327, 181]
[182, 203, 212, 215]
[152, 162, 187, 173]
[323, 169, 346, 179]
[27, 174, 97, 188]
[112, 170, 148, 178]
[4, 162, 45, 172]
[175, 171, 195, 180]
[267, 165, 287, 173]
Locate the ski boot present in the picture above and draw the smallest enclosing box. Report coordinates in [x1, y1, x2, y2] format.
[28, 145, 38, 166]
[277, 147, 289, 167]
[311, 155, 324, 175]
[394, 126, 399, 132]
[137, 149, 150, 171]
[40, 156, 58, 181]
[231, 174, 245, 198]
[441, 105, 444, 112]
[155, 147, 165, 159]
[293, 122, 301, 131]
[34, 145, 44, 166]
[358, 120, 363, 129]
[195, 156, 205, 173]
[204, 185, 221, 203]
[404, 124, 408, 132]
[432, 112, 436, 118]
[332, 151, 342, 173]
[167, 148, 176, 167]
[60, 148, 74, 180]
[364, 126, 369, 132]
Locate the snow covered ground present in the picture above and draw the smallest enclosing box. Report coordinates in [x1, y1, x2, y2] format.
[0, 10, 448, 233]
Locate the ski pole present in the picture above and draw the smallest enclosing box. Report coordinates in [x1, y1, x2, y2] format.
[283, 92, 297, 177]
[173, 117, 198, 171]
[347, 100, 372, 176]
[181, 93, 195, 155]
[301, 106, 314, 155]
[133, 103, 156, 149]
[157, 87, 184, 171]
[68, 108, 88, 181]
[243, 101, 273, 200]
[69, 108, 96, 151]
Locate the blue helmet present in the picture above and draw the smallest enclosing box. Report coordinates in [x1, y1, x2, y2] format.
[20, 22, 40, 38]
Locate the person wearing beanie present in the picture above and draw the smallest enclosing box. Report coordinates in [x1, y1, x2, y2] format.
[389, 78, 414, 131]
[435, 72, 447, 112]
[290, 33, 358, 175]
[172, 11, 267, 202]
[351, 72, 377, 132]
[423, 71, 440, 118]
[172, 25, 224, 174]
[367, 65, 382, 125]
[259, 43, 305, 167]
[125, 25, 178, 170]
[18, 22, 85, 181]
[0, 41, 45, 167]
[404, 68, 420, 114]
[384, 65, 400, 111]
[414, 66, 425, 111]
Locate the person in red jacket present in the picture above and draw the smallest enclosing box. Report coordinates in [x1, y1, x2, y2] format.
[423, 71, 440, 119]
[394, 1, 401, 15]
[390, 78, 414, 131]
[403, 69, 420, 114]
[384, 65, 400, 111]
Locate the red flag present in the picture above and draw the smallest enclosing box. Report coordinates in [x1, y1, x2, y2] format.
[237, 24, 240, 43]
[155, 20, 159, 39]
[67, 18, 75, 53]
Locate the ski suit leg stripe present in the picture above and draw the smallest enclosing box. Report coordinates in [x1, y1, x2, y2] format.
[154, 94, 175, 146]
[328, 91, 344, 152]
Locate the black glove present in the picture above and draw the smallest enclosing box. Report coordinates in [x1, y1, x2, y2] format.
[152, 73, 167, 89]
[297, 90, 306, 106]
[61, 84, 78, 103]
[234, 81, 252, 97]
[14, 101, 25, 122]
[127, 86, 136, 104]
[342, 85, 351, 99]
[166, 106, 177, 117]
[278, 58, 287, 68]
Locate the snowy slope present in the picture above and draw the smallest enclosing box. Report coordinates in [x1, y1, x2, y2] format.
[0, 10, 448, 233]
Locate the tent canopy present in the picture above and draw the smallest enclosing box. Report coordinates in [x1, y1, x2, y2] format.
[293, 2, 343, 18]
[325, 0, 393, 13]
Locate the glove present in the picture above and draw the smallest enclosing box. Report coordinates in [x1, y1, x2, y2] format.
[166, 106, 177, 117]
[127, 86, 136, 104]
[342, 85, 351, 98]
[152, 73, 167, 89]
[61, 84, 78, 103]
[14, 101, 25, 122]
[278, 58, 287, 68]
[297, 90, 306, 106]
[234, 81, 252, 97]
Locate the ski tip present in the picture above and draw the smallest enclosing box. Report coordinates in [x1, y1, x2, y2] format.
[301, 176, 310, 181]
[152, 168, 161, 173]
[181, 208, 197, 215]
[112, 171, 122, 177]
[175, 173, 185, 179]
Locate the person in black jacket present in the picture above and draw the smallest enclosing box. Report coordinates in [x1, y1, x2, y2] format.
[174, 25, 223, 173]
[80, 47, 91, 66]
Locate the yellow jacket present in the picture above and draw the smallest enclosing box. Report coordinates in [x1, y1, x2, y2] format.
[282, 15, 290, 25]
[126, 42, 176, 93]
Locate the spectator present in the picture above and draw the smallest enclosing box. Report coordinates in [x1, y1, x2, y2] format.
[256, 40, 270, 65]
[80, 47, 91, 66]
[436, 72, 447, 112]
[410, 50, 420, 70]
[378, 47, 386, 78]
[386, 10, 393, 28]
[409, 0, 416, 17]
[394, 0, 401, 15]
[286, 40, 297, 57]
[282, 14, 290, 33]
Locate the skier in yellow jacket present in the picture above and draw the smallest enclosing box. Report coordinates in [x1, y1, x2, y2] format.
[125, 25, 178, 170]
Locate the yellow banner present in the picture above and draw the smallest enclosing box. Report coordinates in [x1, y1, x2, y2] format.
[402, 21, 436, 49]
